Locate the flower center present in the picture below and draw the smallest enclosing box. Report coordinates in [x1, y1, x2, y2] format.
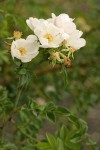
[18, 47, 26, 56]
[44, 33, 53, 43]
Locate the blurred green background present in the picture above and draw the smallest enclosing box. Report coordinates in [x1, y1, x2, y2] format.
[0, 0, 100, 149]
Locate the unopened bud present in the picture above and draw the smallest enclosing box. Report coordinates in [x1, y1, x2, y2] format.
[69, 47, 76, 53]
[64, 57, 71, 67]
[62, 40, 67, 46]
[50, 52, 61, 61]
[13, 31, 22, 39]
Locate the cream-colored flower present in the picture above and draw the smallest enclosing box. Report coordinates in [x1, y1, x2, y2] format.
[51, 13, 76, 34]
[26, 16, 55, 31]
[26, 14, 86, 53]
[67, 30, 86, 50]
[26, 17, 45, 31]
[11, 35, 39, 63]
[34, 21, 69, 48]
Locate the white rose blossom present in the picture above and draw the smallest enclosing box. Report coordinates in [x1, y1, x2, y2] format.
[11, 35, 39, 63]
[11, 13, 86, 64]
[67, 30, 86, 50]
[62, 30, 86, 51]
[34, 21, 69, 48]
[48, 13, 86, 51]
[50, 13, 76, 34]
[26, 13, 86, 50]
[26, 17, 45, 31]
[26, 16, 56, 31]
[26, 16, 69, 48]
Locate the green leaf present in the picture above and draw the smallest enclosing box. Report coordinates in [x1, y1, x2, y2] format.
[70, 133, 82, 143]
[79, 119, 88, 134]
[66, 142, 81, 150]
[57, 138, 65, 150]
[59, 125, 68, 140]
[56, 107, 70, 116]
[46, 112, 56, 123]
[68, 115, 80, 127]
[44, 102, 56, 112]
[46, 133, 56, 149]
[19, 68, 27, 75]
[36, 142, 51, 150]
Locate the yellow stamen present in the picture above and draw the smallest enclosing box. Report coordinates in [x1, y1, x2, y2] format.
[18, 47, 26, 56]
[44, 33, 53, 42]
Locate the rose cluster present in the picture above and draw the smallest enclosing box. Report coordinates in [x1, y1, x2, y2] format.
[11, 13, 86, 65]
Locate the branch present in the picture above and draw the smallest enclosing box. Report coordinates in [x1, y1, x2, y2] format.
[36, 61, 95, 76]
[36, 64, 71, 76]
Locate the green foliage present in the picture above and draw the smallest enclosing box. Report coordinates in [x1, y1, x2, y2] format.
[0, 85, 13, 117]
[36, 102, 95, 150]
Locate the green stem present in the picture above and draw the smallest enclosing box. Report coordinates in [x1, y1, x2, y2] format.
[14, 85, 24, 111]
